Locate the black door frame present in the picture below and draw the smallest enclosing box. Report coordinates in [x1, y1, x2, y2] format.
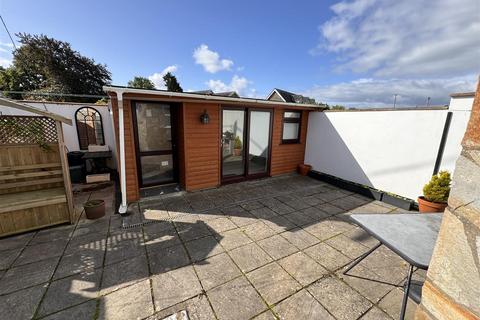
[220, 106, 273, 184]
[131, 100, 179, 188]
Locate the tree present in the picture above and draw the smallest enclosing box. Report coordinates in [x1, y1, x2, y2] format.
[127, 76, 155, 89]
[0, 33, 111, 102]
[163, 72, 183, 92]
[330, 105, 346, 110]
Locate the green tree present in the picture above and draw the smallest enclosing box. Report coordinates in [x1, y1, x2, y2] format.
[163, 72, 183, 92]
[330, 105, 346, 110]
[127, 76, 155, 89]
[0, 33, 111, 102]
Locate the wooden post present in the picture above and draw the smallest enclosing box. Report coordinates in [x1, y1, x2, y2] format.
[56, 121, 75, 223]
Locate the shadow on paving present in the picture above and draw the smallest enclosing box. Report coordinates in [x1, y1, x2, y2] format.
[0, 175, 411, 320]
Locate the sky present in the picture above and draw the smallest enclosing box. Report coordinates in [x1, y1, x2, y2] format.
[0, 0, 478, 107]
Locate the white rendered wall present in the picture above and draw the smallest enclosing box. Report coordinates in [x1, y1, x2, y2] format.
[0, 101, 117, 168]
[305, 101, 472, 200]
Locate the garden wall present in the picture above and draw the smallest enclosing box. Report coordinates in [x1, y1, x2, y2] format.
[304, 97, 473, 200]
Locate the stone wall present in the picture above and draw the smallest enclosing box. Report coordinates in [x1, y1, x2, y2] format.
[415, 80, 480, 320]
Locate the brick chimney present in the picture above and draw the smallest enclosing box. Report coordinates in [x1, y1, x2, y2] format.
[415, 79, 480, 319]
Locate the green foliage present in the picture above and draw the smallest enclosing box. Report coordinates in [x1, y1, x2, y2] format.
[127, 76, 155, 89]
[330, 105, 346, 110]
[234, 136, 242, 149]
[0, 33, 111, 102]
[163, 72, 183, 92]
[423, 171, 451, 203]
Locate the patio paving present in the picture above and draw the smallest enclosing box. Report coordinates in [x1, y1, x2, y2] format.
[0, 174, 423, 320]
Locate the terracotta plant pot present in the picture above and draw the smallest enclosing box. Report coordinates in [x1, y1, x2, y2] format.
[84, 200, 105, 219]
[298, 164, 312, 176]
[417, 196, 447, 213]
[233, 148, 241, 156]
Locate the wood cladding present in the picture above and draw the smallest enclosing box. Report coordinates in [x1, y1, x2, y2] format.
[182, 103, 220, 191]
[110, 95, 311, 199]
[270, 109, 309, 176]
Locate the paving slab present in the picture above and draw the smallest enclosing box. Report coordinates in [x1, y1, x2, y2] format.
[278, 252, 327, 286]
[30, 225, 74, 245]
[0, 232, 34, 252]
[241, 221, 277, 241]
[54, 248, 105, 279]
[304, 242, 351, 271]
[273, 289, 335, 320]
[176, 221, 212, 242]
[99, 279, 154, 320]
[228, 242, 273, 273]
[149, 244, 190, 274]
[315, 202, 346, 215]
[207, 276, 266, 320]
[325, 234, 370, 259]
[146, 294, 215, 320]
[41, 299, 97, 320]
[280, 227, 319, 250]
[184, 235, 224, 262]
[308, 276, 372, 320]
[360, 306, 392, 320]
[379, 287, 417, 320]
[13, 239, 68, 266]
[0, 256, 58, 295]
[101, 254, 149, 294]
[247, 262, 301, 305]
[38, 270, 101, 317]
[152, 265, 203, 311]
[338, 264, 395, 303]
[252, 310, 277, 319]
[205, 217, 237, 233]
[105, 236, 145, 266]
[195, 252, 241, 291]
[258, 234, 298, 260]
[0, 283, 46, 320]
[0, 248, 20, 270]
[214, 228, 252, 250]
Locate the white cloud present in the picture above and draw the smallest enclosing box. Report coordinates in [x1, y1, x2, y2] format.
[0, 57, 11, 68]
[206, 75, 256, 97]
[148, 65, 178, 89]
[314, 0, 480, 78]
[303, 75, 478, 108]
[193, 44, 233, 73]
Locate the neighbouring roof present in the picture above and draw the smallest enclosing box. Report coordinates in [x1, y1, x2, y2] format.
[267, 88, 316, 105]
[191, 90, 240, 98]
[0, 97, 72, 124]
[103, 85, 321, 109]
[450, 92, 475, 98]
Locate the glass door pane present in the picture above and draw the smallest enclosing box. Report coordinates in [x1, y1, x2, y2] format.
[134, 102, 176, 187]
[222, 109, 245, 178]
[136, 103, 172, 152]
[248, 111, 271, 175]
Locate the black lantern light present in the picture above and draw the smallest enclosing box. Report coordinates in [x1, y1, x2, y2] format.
[200, 109, 210, 124]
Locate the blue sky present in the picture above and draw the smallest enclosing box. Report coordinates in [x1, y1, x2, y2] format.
[0, 0, 478, 107]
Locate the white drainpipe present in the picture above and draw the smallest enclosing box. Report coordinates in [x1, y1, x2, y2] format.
[114, 90, 128, 214]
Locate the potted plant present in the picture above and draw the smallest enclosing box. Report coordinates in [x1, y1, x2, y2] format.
[84, 199, 106, 219]
[298, 164, 312, 176]
[233, 136, 242, 156]
[418, 171, 451, 213]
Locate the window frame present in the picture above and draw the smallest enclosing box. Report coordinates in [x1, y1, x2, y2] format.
[281, 110, 302, 144]
[75, 107, 105, 150]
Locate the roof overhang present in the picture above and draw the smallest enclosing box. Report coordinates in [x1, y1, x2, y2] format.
[0, 97, 72, 125]
[103, 86, 321, 110]
[450, 92, 475, 98]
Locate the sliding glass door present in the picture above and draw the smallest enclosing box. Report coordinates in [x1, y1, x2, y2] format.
[221, 107, 272, 183]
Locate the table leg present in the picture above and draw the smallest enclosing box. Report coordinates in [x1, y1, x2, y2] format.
[400, 264, 414, 320]
[343, 242, 382, 275]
